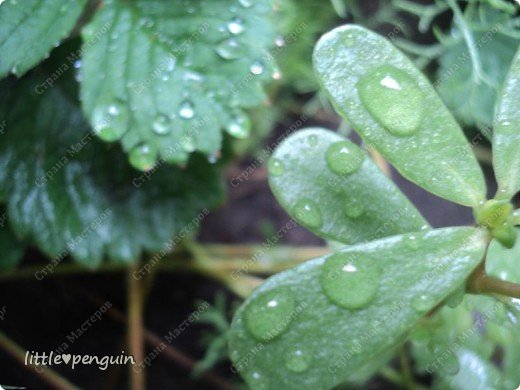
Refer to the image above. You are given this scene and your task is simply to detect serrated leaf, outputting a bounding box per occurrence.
[0,59,223,267]
[268,128,428,245]
[80,0,277,169]
[229,227,487,390]
[313,25,486,207]
[0,0,87,78]
[436,4,518,130]
[493,47,520,200]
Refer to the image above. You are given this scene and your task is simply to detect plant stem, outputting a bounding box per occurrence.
[378,366,404,386]
[0,331,78,389]
[128,265,145,390]
[398,346,416,390]
[468,263,520,298]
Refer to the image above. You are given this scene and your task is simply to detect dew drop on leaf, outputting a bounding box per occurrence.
[358,65,424,136]
[445,285,465,308]
[307,134,318,147]
[92,101,128,142]
[244,288,296,342]
[320,253,381,309]
[129,144,156,171]
[216,38,243,60]
[293,199,323,228]
[152,114,171,135]
[245,371,269,390]
[226,113,251,139]
[178,100,195,119]
[238,0,253,8]
[250,61,265,75]
[268,158,285,176]
[343,198,364,218]
[227,17,245,35]
[404,234,420,250]
[412,294,435,312]
[284,346,312,373]
[325,141,364,175]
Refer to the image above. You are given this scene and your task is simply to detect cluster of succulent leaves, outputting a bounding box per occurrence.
[229,25,520,389]
[0,0,285,267]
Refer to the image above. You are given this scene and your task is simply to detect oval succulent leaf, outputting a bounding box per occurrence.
[0,0,87,78]
[80,0,277,169]
[268,128,428,245]
[313,25,487,207]
[229,227,488,390]
[493,46,520,200]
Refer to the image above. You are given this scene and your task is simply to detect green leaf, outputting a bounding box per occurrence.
[80,0,277,169]
[228,227,487,390]
[0,59,223,267]
[0,209,25,270]
[493,47,520,200]
[436,4,519,130]
[313,25,487,207]
[0,0,87,78]
[268,128,428,245]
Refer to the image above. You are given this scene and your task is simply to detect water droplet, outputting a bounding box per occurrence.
[244,288,296,341]
[226,113,251,139]
[129,144,156,171]
[412,294,435,313]
[239,0,253,7]
[293,199,323,228]
[268,158,285,176]
[320,253,381,309]
[272,69,282,80]
[496,119,519,135]
[445,285,465,308]
[92,101,128,142]
[325,141,364,175]
[179,100,195,119]
[404,234,420,250]
[343,198,364,218]
[216,38,243,60]
[307,134,318,147]
[181,134,196,152]
[227,17,245,35]
[245,371,269,389]
[250,61,264,75]
[344,33,356,47]
[275,35,285,47]
[285,346,312,373]
[152,114,171,135]
[207,152,219,164]
[230,350,240,362]
[358,65,424,136]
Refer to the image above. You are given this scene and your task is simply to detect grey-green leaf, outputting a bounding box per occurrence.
[313,25,486,207]
[493,47,520,200]
[0,0,87,78]
[268,128,428,245]
[80,0,276,169]
[229,227,488,390]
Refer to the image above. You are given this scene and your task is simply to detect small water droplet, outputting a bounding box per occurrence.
[293,199,323,228]
[268,158,285,176]
[244,288,296,341]
[404,234,420,250]
[344,33,356,47]
[343,198,364,218]
[275,35,285,47]
[307,134,318,147]
[227,17,245,35]
[179,100,195,119]
[230,350,240,362]
[239,0,253,7]
[325,141,364,175]
[226,113,251,139]
[181,134,196,152]
[92,101,128,142]
[216,38,243,60]
[412,294,435,312]
[358,65,424,136]
[129,144,156,171]
[207,152,219,164]
[272,69,282,80]
[152,114,171,135]
[285,346,312,373]
[250,61,264,75]
[320,253,381,309]
[246,371,269,390]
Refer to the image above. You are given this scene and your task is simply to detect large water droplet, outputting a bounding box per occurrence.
[412,294,436,313]
[129,144,156,171]
[92,101,128,142]
[152,114,171,135]
[226,113,251,139]
[227,17,245,35]
[179,100,195,119]
[285,346,312,373]
[216,38,243,60]
[293,199,323,228]
[320,253,381,309]
[343,198,364,218]
[358,65,424,136]
[325,141,364,175]
[239,0,253,8]
[244,288,296,342]
[250,61,264,75]
[268,158,285,176]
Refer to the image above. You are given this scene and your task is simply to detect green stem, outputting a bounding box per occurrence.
[0,331,78,389]
[128,265,145,390]
[398,346,416,390]
[378,366,404,386]
[468,263,520,299]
